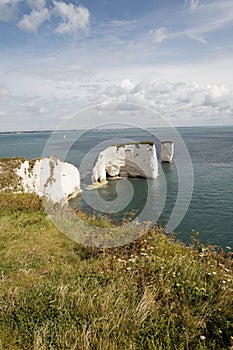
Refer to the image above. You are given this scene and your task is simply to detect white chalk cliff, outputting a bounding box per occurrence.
[161,141,174,163]
[92,142,158,183]
[0,156,80,202]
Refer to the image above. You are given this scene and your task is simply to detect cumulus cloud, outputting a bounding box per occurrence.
[18,7,50,32]
[150,27,168,44]
[53,1,90,34]
[1,0,90,36]
[1,58,233,130]
[99,78,233,125]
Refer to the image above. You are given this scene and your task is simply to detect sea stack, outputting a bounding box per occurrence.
[92,142,158,183]
[161,141,174,163]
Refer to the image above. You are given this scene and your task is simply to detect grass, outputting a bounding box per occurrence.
[115,141,154,149]
[0,193,233,349]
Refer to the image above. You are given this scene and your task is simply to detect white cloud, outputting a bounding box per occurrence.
[185,0,199,12]
[145,1,233,46]
[150,27,168,44]
[1,0,90,36]
[0,0,21,22]
[190,0,199,11]
[0,0,20,5]
[27,0,46,9]
[185,0,233,40]
[99,78,233,125]
[18,7,50,32]
[53,1,90,34]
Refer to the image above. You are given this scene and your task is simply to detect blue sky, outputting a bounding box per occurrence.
[0,0,233,130]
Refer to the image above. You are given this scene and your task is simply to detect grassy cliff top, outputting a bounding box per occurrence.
[0,158,25,191]
[0,193,233,350]
[114,141,154,147]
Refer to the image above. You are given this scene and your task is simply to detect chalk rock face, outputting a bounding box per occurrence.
[92,142,158,183]
[0,156,80,202]
[161,141,174,163]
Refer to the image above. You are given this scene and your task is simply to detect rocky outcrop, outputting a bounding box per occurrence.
[0,156,80,202]
[161,141,174,163]
[92,142,158,183]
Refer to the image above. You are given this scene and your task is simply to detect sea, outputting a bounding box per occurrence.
[1,125,233,249]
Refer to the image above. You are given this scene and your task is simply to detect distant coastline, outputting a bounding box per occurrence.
[1,124,233,135]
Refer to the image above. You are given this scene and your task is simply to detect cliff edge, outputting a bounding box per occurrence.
[0,156,80,202]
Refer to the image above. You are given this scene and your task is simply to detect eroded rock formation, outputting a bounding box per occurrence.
[0,156,80,202]
[161,141,174,163]
[92,142,158,183]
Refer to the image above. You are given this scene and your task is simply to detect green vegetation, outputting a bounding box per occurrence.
[115,141,154,149]
[0,158,24,191]
[0,193,233,349]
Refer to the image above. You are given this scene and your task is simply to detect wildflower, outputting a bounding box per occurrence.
[219,329,222,334]
[126,267,132,271]
[150,246,154,250]
[222,280,226,284]
[140,252,148,256]
[200,335,206,340]
[212,271,217,275]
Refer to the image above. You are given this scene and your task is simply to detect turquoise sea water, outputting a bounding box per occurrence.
[0,126,233,249]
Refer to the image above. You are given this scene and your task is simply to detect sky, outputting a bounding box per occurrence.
[0,0,233,131]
